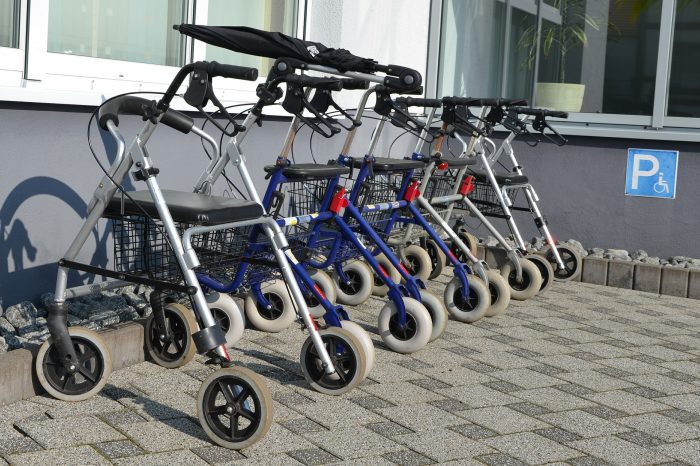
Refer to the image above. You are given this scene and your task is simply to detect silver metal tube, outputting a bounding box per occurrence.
[341,86,376,155]
[367,118,387,157]
[414,107,436,154]
[64,280,131,300]
[191,126,222,195]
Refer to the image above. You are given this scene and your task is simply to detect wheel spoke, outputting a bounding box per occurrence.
[219,381,235,403]
[234,386,250,404]
[161,340,172,355]
[78,367,97,383]
[230,414,239,439]
[208,405,228,416]
[173,338,184,353]
[238,408,256,422]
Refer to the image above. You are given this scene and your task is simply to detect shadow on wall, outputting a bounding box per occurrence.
[0,176,111,306]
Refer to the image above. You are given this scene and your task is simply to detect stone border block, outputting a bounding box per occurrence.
[484,246,507,269]
[660,267,690,298]
[688,269,700,300]
[607,261,634,289]
[633,264,661,294]
[581,258,609,285]
[476,245,486,261]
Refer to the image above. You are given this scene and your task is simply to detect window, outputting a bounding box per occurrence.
[668,2,700,118]
[202,0,297,73]
[0,0,20,48]
[47,0,186,66]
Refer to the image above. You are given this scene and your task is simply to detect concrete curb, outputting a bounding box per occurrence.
[0,320,147,407]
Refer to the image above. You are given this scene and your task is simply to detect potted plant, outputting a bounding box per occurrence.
[519,0,602,112]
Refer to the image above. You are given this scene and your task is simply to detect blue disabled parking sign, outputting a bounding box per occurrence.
[625,148,679,199]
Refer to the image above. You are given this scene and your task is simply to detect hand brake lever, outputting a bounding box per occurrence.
[184,64,245,137]
[503,109,540,147]
[308,89,358,131]
[532,113,567,146]
[283,80,342,138]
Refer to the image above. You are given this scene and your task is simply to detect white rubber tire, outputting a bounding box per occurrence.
[401,244,432,283]
[419,289,448,342]
[207,292,246,346]
[306,269,337,319]
[484,270,511,317]
[36,327,112,402]
[500,258,543,300]
[377,297,432,354]
[426,239,447,280]
[332,260,373,306]
[339,320,376,379]
[444,276,491,323]
[371,254,402,297]
[544,244,582,282]
[244,280,296,333]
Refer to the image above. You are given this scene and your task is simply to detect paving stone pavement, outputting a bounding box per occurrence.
[2,277,700,465]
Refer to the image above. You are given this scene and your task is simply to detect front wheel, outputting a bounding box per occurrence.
[500,258,543,301]
[377,298,432,354]
[332,261,373,306]
[197,367,273,450]
[145,303,197,369]
[244,281,296,333]
[207,293,246,347]
[300,327,367,395]
[526,254,554,293]
[545,244,582,281]
[484,270,511,317]
[444,276,490,323]
[36,327,113,402]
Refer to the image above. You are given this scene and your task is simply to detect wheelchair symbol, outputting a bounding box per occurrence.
[653,172,670,194]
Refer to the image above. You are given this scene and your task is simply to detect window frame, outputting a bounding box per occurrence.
[2,0,304,110]
[427,0,700,141]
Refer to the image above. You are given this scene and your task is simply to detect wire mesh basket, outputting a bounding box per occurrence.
[459,178,515,218]
[110,215,282,289]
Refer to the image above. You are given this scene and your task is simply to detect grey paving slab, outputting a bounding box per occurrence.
[436,384,520,408]
[288,398,384,429]
[111,449,210,465]
[361,381,444,405]
[14,415,124,449]
[569,436,672,465]
[539,409,631,438]
[483,432,581,464]
[118,418,209,452]
[513,387,596,412]
[654,439,700,466]
[375,403,464,432]
[5,445,110,466]
[585,390,671,415]
[617,412,700,442]
[300,426,401,460]
[394,428,494,462]
[624,372,697,395]
[458,406,551,434]
[491,368,563,389]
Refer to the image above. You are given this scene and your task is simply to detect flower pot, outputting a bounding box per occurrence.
[535,83,585,112]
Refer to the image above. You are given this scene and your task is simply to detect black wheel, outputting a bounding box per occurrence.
[425,239,446,279]
[197,367,273,449]
[300,327,367,395]
[500,258,543,300]
[545,245,582,281]
[450,231,479,264]
[36,327,112,401]
[145,303,197,369]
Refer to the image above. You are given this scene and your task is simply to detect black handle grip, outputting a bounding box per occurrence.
[396,97,442,108]
[510,106,569,118]
[207,61,258,81]
[98,96,194,134]
[285,75,343,91]
[340,78,369,90]
[442,96,529,107]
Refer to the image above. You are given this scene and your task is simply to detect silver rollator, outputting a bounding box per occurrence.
[461,103,583,288]
[37,62,296,450]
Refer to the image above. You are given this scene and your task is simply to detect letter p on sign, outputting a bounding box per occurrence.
[625,148,678,199]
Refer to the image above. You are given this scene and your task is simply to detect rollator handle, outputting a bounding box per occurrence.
[98,96,195,134]
[508,107,568,146]
[340,78,370,90]
[395,97,442,108]
[206,61,259,81]
[375,64,422,91]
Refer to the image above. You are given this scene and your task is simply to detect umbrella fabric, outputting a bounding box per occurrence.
[176,24,377,73]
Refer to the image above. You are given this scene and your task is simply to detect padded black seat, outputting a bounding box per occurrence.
[264,163,350,179]
[468,170,529,185]
[351,157,425,172]
[105,190,264,225]
[436,157,477,168]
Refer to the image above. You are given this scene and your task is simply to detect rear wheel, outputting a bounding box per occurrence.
[545,244,582,281]
[371,254,401,297]
[305,270,337,319]
[526,254,554,294]
[36,327,112,402]
[333,261,373,306]
[207,293,245,347]
[484,270,511,317]
[145,303,197,369]
[425,239,446,279]
[451,230,479,263]
[401,244,432,283]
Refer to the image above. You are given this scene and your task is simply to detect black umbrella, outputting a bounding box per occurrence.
[175,24,378,73]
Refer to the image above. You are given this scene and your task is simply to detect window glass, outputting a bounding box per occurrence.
[0,0,20,48]
[668,2,700,118]
[535,0,660,114]
[47,0,186,66]
[205,0,297,74]
[438,0,506,98]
